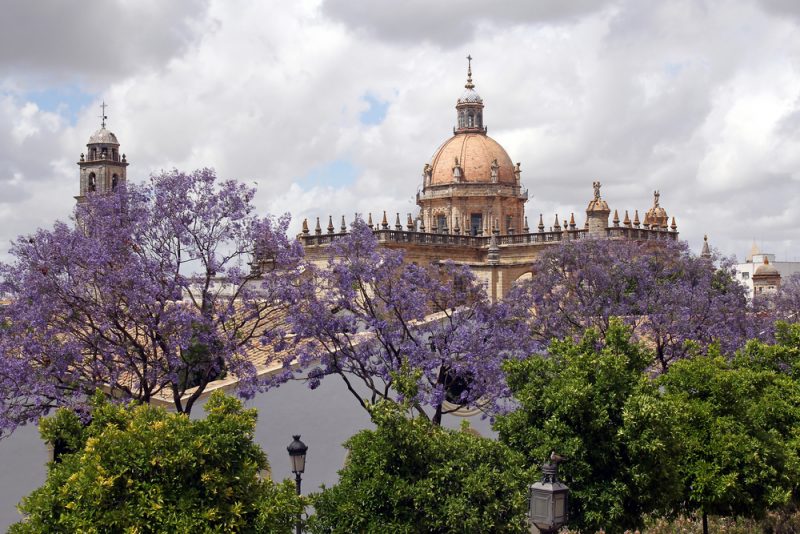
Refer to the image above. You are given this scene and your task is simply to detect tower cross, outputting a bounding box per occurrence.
[100,101,108,128]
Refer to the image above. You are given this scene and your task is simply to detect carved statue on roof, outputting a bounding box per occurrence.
[593,181,601,200]
[423,163,432,184]
[653,190,660,208]
[452,157,463,182]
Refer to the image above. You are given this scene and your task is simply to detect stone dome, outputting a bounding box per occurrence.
[458,88,483,104]
[755,256,778,276]
[428,133,515,186]
[88,127,119,145]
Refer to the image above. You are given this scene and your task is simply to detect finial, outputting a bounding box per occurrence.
[315,217,322,235]
[613,209,620,227]
[569,212,576,229]
[524,216,530,233]
[465,54,474,90]
[302,218,309,235]
[99,100,108,128]
[701,234,711,259]
[623,210,631,227]
[407,213,415,231]
[670,216,677,232]
[327,215,335,234]
[633,209,640,228]
[340,215,347,233]
[538,213,545,232]
[553,214,561,231]
[367,212,373,229]
[395,212,402,231]
[381,210,389,229]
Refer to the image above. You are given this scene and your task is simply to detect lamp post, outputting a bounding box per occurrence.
[287,435,308,534]
[528,459,569,534]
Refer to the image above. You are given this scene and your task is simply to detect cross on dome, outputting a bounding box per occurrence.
[99,100,108,128]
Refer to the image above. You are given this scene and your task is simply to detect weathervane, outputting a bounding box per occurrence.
[100,100,108,128]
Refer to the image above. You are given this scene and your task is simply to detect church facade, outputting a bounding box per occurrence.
[71,62,680,301]
[298,60,680,300]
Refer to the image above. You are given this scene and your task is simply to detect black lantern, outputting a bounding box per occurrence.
[529,462,569,533]
[287,435,308,534]
[287,434,308,478]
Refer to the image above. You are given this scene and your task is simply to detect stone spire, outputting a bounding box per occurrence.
[701,234,711,259]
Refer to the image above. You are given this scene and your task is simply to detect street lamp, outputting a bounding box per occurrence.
[287,435,308,534]
[529,460,569,534]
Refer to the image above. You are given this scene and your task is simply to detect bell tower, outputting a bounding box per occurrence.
[76,101,129,203]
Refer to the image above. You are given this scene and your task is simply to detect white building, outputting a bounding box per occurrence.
[733,243,800,298]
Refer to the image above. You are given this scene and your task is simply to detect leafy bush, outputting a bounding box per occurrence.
[10,391,304,533]
[308,402,529,533]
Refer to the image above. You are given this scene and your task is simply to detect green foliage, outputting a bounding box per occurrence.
[10,391,304,533]
[659,346,800,521]
[308,402,529,533]
[494,320,682,533]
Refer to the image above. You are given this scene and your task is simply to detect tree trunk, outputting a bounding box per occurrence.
[702,510,708,534]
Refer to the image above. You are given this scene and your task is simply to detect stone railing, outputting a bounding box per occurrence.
[605,226,679,241]
[299,224,678,248]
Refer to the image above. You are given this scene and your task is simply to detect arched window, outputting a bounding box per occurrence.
[111,174,119,191]
[88,173,96,192]
[467,113,474,127]
[90,148,97,160]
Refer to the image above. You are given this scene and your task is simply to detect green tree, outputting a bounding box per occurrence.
[308,402,530,533]
[660,344,800,533]
[10,391,304,533]
[494,320,682,533]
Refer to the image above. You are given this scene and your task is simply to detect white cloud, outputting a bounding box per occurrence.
[1,0,800,262]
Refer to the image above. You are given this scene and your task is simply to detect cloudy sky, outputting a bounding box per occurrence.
[2,0,800,261]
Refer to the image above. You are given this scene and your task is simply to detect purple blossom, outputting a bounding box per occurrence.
[273,218,532,425]
[0,169,303,436]
[508,238,757,372]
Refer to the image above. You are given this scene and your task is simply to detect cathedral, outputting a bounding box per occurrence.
[298,59,679,300]
[73,62,679,301]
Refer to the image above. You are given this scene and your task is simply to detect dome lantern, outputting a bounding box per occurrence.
[455,55,486,134]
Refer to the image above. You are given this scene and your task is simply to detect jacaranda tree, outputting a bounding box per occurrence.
[509,238,753,371]
[0,169,303,435]
[278,219,532,425]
